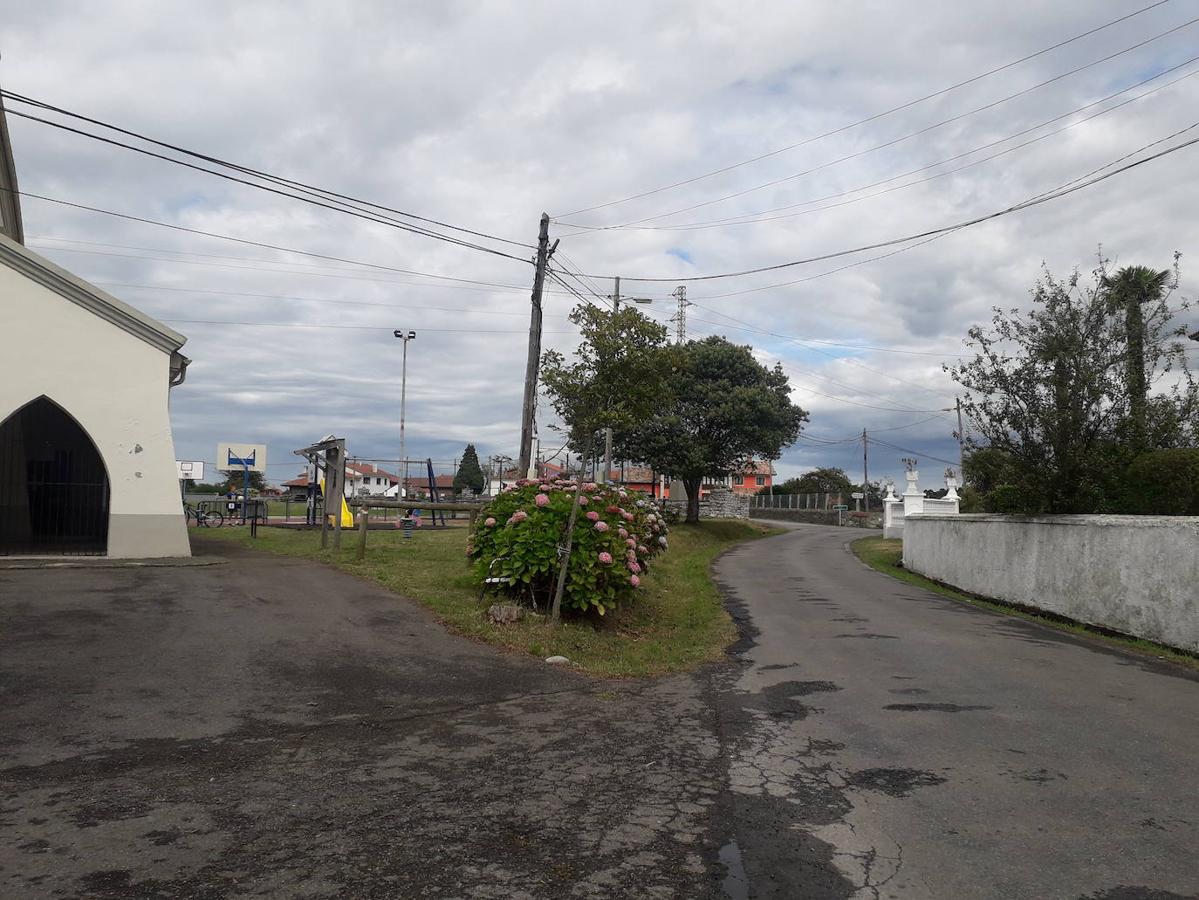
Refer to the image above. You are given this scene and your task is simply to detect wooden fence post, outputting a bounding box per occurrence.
[356,510,369,561]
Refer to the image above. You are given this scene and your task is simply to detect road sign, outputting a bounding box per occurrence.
[851,492,864,500]
[833,504,849,510]
[176,460,205,480]
[216,443,268,472]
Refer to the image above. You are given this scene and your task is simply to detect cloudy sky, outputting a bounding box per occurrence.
[3,0,1197,489]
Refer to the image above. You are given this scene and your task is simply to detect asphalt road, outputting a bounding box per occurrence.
[2,526,1196,899]
[713,523,1199,899]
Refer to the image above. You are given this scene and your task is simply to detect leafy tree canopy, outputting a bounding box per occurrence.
[617,336,808,522]
[771,467,854,496]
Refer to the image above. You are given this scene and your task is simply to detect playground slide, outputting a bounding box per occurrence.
[319,478,355,528]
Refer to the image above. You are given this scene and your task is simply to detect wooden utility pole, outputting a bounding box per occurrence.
[955,397,966,473]
[862,429,869,513]
[602,276,620,483]
[518,214,556,478]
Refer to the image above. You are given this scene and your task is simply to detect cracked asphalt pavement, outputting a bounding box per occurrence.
[2,525,1197,898]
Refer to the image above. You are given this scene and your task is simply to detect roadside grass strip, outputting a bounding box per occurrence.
[197,520,780,677]
[851,537,1199,672]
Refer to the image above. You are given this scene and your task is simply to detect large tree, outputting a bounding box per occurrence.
[618,336,808,523]
[453,444,485,495]
[949,261,1195,513]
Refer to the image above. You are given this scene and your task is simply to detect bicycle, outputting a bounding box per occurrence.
[184,503,225,528]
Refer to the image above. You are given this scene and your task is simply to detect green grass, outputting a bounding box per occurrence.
[852,536,1199,671]
[196,519,780,677]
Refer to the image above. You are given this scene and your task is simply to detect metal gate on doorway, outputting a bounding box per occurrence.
[0,396,110,556]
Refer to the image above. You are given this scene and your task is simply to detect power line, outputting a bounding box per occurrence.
[584,56,1199,232]
[554,0,1176,218]
[866,434,960,468]
[1,88,533,250]
[12,189,533,286]
[588,14,1199,228]
[87,281,574,319]
[4,106,531,263]
[588,129,1199,283]
[162,318,573,334]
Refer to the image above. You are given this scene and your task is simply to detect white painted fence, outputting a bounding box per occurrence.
[903,513,1199,653]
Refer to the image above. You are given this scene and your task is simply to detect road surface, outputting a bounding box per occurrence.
[713,523,1199,899]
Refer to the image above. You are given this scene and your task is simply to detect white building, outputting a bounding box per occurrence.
[0,97,191,558]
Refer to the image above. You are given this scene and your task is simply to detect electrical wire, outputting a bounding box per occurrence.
[1,88,534,250]
[555,0,1175,218]
[161,318,573,333]
[581,14,1199,228]
[4,107,532,263]
[866,435,961,468]
[578,56,1199,232]
[586,129,1199,283]
[11,189,533,287]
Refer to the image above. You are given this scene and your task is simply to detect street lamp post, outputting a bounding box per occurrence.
[604,278,654,483]
[394,330,416,497]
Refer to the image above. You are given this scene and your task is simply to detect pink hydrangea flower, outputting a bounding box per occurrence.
[594,521,610,532]
[606,504,620,514]
[539,484,550,491]
[628,561,642,574]
[622,511,635,522]
[618,527,629,539]
[578,495,589,506]
[511,510,528,523]
[584,482,599,492]
[638,544,648,554]
[484,517,497,527]
[586,510,600,522]
[629,574,640,587]
[626,538,636,548]
[535,493,550,507]
[598,551,613,565]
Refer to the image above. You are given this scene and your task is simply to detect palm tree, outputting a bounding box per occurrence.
[1101,265,1172,450]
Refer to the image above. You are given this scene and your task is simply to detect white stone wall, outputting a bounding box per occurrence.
[903,514,1199,653]
[0,265,189,557]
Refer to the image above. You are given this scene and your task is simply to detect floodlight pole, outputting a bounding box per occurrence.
[394,330,416,498]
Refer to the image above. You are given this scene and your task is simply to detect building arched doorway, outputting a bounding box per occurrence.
[0,396,109,556]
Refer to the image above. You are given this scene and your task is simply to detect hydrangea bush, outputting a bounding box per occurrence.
[467,478,670,616]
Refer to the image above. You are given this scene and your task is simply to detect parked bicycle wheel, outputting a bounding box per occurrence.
[204,510,225,528]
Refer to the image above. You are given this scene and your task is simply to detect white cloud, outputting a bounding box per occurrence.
[3,0,1196,485]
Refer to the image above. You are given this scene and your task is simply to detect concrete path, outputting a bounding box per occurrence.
[713,524,1199,899]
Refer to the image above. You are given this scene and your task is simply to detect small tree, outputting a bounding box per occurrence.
[220,470,266,494]
[618,336,807,523]
[453,444,485,495]
[539,304,675,619]
[775,467,854,496]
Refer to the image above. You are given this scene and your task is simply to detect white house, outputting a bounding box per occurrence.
[0,99,191,558]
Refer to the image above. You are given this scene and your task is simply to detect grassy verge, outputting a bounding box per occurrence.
[852,536,1199,671]
[196,519,780,677]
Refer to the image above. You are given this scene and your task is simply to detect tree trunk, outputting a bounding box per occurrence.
[550,438,593,622]
[1126,298,1147,452]
[685,477,702,524]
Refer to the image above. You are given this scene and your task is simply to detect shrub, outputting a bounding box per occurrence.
[468,479,670,616]
[1123,448,1199,515]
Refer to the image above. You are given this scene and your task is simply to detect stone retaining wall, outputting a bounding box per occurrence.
[903,513,1199,653]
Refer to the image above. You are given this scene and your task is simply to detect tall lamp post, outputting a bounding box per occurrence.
[394,330,416,497]
[604,278,654,482]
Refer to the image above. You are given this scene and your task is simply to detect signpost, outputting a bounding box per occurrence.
[217,443,268,524]
[833,503,849,526]
[851,490,864,512]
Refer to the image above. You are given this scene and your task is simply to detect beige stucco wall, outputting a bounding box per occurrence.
[0,264,190,557]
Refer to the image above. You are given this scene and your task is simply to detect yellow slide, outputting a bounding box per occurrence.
[320,478,355,527]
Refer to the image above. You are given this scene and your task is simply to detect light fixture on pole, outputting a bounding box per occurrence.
[393,330,416,498]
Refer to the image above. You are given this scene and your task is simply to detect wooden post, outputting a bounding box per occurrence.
[356,509,369,561]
